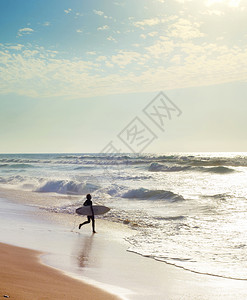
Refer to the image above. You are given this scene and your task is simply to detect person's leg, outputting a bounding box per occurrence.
[79,216,90,229]
[92,216,96,233]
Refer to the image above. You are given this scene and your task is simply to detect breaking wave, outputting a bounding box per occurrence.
[35,180,100,195]
[148,162,236,174]
[203,166,235,174]
[122,188,184,202]
[148,163,191,172]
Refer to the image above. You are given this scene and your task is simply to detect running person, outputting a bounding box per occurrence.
[78,194,96,233]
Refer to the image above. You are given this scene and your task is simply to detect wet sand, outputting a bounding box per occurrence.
[0,242,118,300]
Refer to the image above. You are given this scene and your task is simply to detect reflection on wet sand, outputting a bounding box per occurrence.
[77,234,96,268]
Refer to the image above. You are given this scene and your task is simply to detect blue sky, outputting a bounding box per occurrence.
[0,0,246,153]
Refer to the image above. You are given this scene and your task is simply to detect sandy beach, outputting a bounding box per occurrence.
[1,187,247,299]
[0,242,118,300]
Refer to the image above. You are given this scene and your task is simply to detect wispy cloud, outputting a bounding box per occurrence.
[205,0,241,7]
[17,28,34,37]
[93,9,104,16]
[1,25,247,99]
[97,25,109,31]
[87,51,97,55]
[145,39,174,59]
[200,9,225,15]
[93,9,113,20]
[75,12,83,18]
[113,1,125,6]
[22,50,39,57]
[107,36,116,42]
[96,55,107,61]
[111,50,143,67]
[167,18,205,40]
[64,8,72,14]
[43,21,51,26]
[4,44,24,50]
[133,17,164,29]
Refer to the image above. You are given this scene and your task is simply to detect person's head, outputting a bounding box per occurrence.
[86,194,92,200]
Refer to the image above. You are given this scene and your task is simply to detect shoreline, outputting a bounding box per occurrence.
[0,190,131,299]
[0,242,119,300]
[2,187,247,299]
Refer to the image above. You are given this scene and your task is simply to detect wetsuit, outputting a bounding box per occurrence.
[79,199,95,232]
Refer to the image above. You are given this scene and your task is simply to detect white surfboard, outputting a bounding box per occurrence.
[76,205,110,216]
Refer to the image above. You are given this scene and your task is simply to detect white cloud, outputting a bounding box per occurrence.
[175,0,193,3]
[76,29,83,33]
[104,15,113,19]
[133,17,164,29]
[87,51,97,55]
[0,51,11,64]
[107,36,116,42]
[64,8,72,14]
[93,10,104,16]
[145,39,175,58]
[113,1,125,6]
[148,31,158,37]
[200,9,225,15]
[140,32,158,39]
[228,0,241,7]
[205,0,241,7]
[111,50,143,67]
[5,44,24,51]
[19,28,33,32]
[17,28,34,37]
[96,55,107,61]
[96,55,114,67]
[170,55,181,64]
[167,18,205,40]
[93,9,112,19]
[1,42,247,99]
[97,25,109,31]
[105,61,114,68]
[43,21,51,26]
[73,12,83,18]
[22,50,39,57]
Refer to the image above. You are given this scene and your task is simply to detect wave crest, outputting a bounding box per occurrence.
[0,163,35,169]
[148,163,190,172]
[122,188,184,202]
[35,180,100,195]
[204,166,235,174]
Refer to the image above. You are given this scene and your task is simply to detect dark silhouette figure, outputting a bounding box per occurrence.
[79,194,96,233]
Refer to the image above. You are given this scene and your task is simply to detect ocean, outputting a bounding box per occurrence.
[0,152,247,280]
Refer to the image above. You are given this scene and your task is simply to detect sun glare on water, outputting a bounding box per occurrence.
[205,0,241,7]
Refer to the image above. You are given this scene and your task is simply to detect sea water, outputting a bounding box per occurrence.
[0,152,247,280]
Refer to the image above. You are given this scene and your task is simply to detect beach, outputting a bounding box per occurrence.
[0,242,118,300]
[2,186,247,299]
[1,153,247,299]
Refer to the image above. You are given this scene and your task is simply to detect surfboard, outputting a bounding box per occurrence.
[76,205,110,216]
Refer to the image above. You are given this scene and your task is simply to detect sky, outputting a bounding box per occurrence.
[0,0,246,153]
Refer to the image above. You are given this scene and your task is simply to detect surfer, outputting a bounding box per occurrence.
[78,194,96,233]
